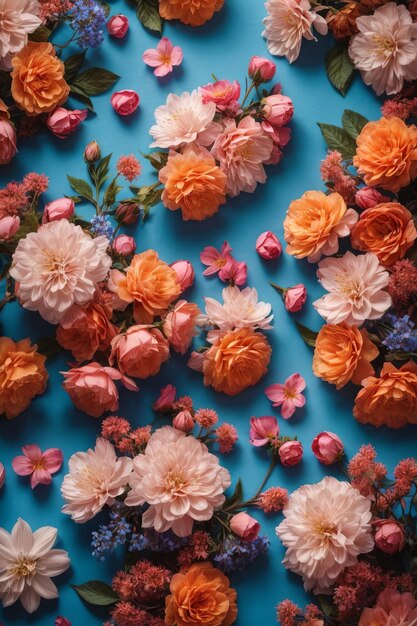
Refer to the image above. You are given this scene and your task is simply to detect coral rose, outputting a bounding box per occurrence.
[164,300,201,354]
[11,42,69,116]
[203,328,271,396]
[351,202,417,266]
[108,249,181,323]
[159,0,224,26]
[0,337,48,419]
[354,361,417,429]
[160,146,227,221]
[353,117,417,192]
[284,190,357,262]
[109,325,170,379]
[165,562,237,626]
[313,323,379,389]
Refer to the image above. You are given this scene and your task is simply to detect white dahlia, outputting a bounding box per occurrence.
[10,219,112,324]
[0,0,41,69]
[204,286,273,332]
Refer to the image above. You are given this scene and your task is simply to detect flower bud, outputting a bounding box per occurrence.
[284,284,306,313]
[279,440,303,467]
[153,384,176,412]
[0,462,5,489]
[115,203,140,225]
[173,410,195,432]
[42,198,75,224]
[312,431,344,465]
[46,107,87,139]
[107,14,129,38]
[256,231,282,260]
[55,618,71,626]
[0,215,19,241]
[0,117,17,164]
[374,519,405,555]
[230,512,260,541]
[355,186,390,210]
[84,140,101,163]
[262,94,294,127]
[111,90,140,116]
[112,234,136,256]
[248,56,276,83]
[170,259,195,292]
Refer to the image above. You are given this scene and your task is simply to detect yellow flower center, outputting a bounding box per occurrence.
[373,35,397,55]
[12,557,37,578]
[165,470,187,495]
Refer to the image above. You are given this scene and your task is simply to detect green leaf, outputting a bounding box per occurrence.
[137,0,162,33]
[143,151,168,171]
[96,154,112,189]
[67,175,95,203]
[103,177,122,207]
[325,43,355,96]
[29,25,52,42]
[295,322,318,348]
[69,85,94,111]
[64,51,87,83]
[342,109,369,140]
[72,68,119,97]
[72,581,119,607]
[317,123,357,160]
[13,212,39,242]
[225,479,243,508]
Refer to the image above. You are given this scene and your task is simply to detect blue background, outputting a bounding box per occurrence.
[1,1,416,624]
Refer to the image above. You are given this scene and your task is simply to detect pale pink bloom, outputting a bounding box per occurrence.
[12,444,63,489]
[263,0,328,64]
[359,589,417,626]
[311,432,344,465]
[230,512,260,541]
[279,440,303,466]
[172,409,194,432]
[200,80,241,113]
[163,300,202,354]
[262,94,294,127]
[211,116,274,197]
[0,462,5,489]
[248,56,276,82]
[170,259,194,292]
[10,220,112,324]
[313,252,392,326]
[0,117,17,164]
[0,215,19,240]
[349,3,417,96]
[261,119,291,148]
[265,373,306,419]
[109,326,170,379]
[0,0,41,69]
[111,90,140,116]
[107,14,129,38]
[276,476,374,593]
[200,241,233,277]
[112,234,136,256]
[143,37,183,77]
[46,108,87,139]
[284,284,306,312]
[125,426,231,537]
[61,438,133,523]
[256,231,282,260]
[42,198,74,224]
[249,415,279,446]
[204,285,273,332]
[153,384,176,412]
[220,257,247,285]
[0,518,70,613]
[374,519,405,554]
[355,187,390,210]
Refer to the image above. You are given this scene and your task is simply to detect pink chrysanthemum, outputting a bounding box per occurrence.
[101,416,131,443]
[23,172,49,195]
[173,395,193,411]
[0,182,28,218]
[257,486,288,513]
[276,599,301,626]
[130,426,152,447]
[195,408,219,428]
[215,423,238,453]
[394,458,417,483]
[116,154,142,182]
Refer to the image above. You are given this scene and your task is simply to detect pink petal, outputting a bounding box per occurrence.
[142,48,162,68]
[31,469,52,489]
[157,36,173,56]
[200,246,221,266]
[12,455,34,476]
[42,449,63,474]
[265,384,286,405]
[286,373,306,393]
[203,265,220,276]
[170,46,183,66]
[154,63,173,77]
[21,444,42,462]
[292,394,306,409]
[281,399,296,419]
[220,241,232,256]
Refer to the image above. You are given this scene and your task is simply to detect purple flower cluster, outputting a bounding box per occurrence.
[382,314,417,353]
[70,0,106,49]
[91,511,131,560]
[213,535,269,573]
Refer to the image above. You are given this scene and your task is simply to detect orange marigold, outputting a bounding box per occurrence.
[159,0,224,26]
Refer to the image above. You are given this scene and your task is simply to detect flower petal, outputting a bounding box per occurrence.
[42,449,64,474]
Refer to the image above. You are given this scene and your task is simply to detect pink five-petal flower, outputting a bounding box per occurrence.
[219,257,248,286]
[249,416,279,447]
[265,373,306,419]
[200,241,233,276]
[12,444,63,489]
[143,37,183,77]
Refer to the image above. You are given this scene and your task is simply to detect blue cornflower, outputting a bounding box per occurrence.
[382,314,417,353]
[91,511,131,560]
[129,528,188,553]
[70,0,106,49]
[90,215,114,239]
[213,535,269,573]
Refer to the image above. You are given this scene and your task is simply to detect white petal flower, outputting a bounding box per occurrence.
[0,0,41,69]
[204,286,273,332]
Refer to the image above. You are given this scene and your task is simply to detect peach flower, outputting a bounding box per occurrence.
[313,323,379,389]
[109,325,170,379]
[159,0,224,26]
[203,328,272,396]
[11,42,69,115]
[353,117,417,192]
[165,562,237,626]
[359,589,417,626]
[351,202,417,266]
[164,300,202,354]
[108,249,181,323]
[57,302,117,362]
[284,190,358,262]
[0,337,48,419]
[159,145,227,221]
[354,361,417,429]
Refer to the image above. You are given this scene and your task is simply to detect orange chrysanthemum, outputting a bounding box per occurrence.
[159,0,224,26]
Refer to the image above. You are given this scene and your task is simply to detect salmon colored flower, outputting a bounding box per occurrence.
[12,444,63,489]
[164,300,202,354]
[143,37,183,77]
[359,589,417,626]
[265,373,306,419]
[109,325,170,379]
[159,0,224,27]
[200,80,241,112]
[57,302,117,362]
[230,512,260,541]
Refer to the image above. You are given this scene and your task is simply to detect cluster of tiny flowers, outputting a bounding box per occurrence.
[276,600,322,626]
[0,182,29,218]
[112,560,171,605]
[388,259,417,311]
[195,408,219,429]
[177,531,211,569]
[381,96,417,120]
[22,173,49,195]
[320,150,357,203]
[111,601,165,626]
[215,423,238,453]
[70,0,106,48]
[213,535,269,573]
[39,0,73,19]
[90,215,114,239]
[91,510,131,559]
[101,415,131,443]
[382,314,417,353]
[173,396,193,412]
[257,487,288,513]
[347,444,387,497]
[129,529,188,553]
[116,155,142,182]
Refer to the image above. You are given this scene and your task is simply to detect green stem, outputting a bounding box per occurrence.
[241,81,256,108]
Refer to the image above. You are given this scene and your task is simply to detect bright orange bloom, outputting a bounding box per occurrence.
[159,0,224,26]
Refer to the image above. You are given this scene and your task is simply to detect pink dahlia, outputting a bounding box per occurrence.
[359,589,417,626]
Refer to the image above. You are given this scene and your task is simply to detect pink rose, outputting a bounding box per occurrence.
[111,90,140,116]
[170,259,195,292]
[256,231,282,260]
[47,107,87,139]
[42,198,75,224]
[112,234,136,256]
[84,140,101,163]
[284,284,306,313]
[279,440,303,466]
[262,94,294,127]
[0,462,5,489]
[153,384,176,412]
[107,14,129,38]
[312,431,344,465]
[374,519,405,554]
[0,215,19,240]
[173,409,195,432]
[55,618,71,626]
[110,326,170,379]
[0,117,17,164]
[248,56,276,83]
[230,512,260,541]
[249,416,279,447]
[164,300,201,355]
[355,186,390,209]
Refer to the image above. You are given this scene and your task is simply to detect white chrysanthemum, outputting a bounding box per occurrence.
[10,220,112,324]
[149,89,218,149]
[0,518,70,613]
[204,286,273,332]
[125,426,231,537]
[262,0,328,64]
[61,438,133,523]
[349,3,417,96]
[0,0,41,69]
[313,251,392,326]
[276,476,374,593]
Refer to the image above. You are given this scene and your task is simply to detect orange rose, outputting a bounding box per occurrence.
[351,202,417,266]
[159,0,224,26]
[327,3,364,39]
[0,337,48,419]
[11,42,69,116]
[165,562,237,626]
[313,323,379,389]
[353,117,417,193]
[354,361,417,429]
[203,328,271,396]
[160,147,227,221]
[57,302,117,362]
[109,250,181,323]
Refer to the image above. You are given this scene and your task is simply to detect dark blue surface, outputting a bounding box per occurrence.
[1,1,416,624]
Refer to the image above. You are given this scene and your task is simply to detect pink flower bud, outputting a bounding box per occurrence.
[355,186,390,210]
[153,384,176,412]
[112,234,136,256]
[0,215,19,240]
[55,618,71,626]
[0,462,5,489]
[230,512,260,541]
[248,56,276,83]
[47,107,87,139]
[312,431,344,465]
[173,410,195,432]
[111,90,140,116]
[374,519,405,555]
[107,14,129,38]
[42,198,75,224]
[84,140,101,163]
[0,117,17,164]
[249,416,279,447]
[170,259,195,292]
[284,284,306,313]
[256,231,282,260]
[115,203,140,225]
[279,440,303,467]
[262,94,294,127]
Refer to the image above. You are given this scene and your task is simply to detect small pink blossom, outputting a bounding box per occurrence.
[312,431,344,465]
[265,373,306,419]
[215,423,238,453]
[200,241,233,276]
[153,384,176,412]
[355,186,390,209]
[279,440,303,466]
[107,14,129,38]
[200,80,241,113]
[170,259,194,292]
[262,94,294,127]
[256,231,282,260]
[249,416,279,447]
[284,284,306,312]
[0,215,19,240]
[112,234,136,256]
[111,90,140,116]
[12,444,63,489]
[42,198,74,224]
[173,410,195,432]
[248,56,276,83]
[374,519,405,554]
[46,107,87,139]
[230,512,260,541]
[220,257,247,286]
[143,37,183,77]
